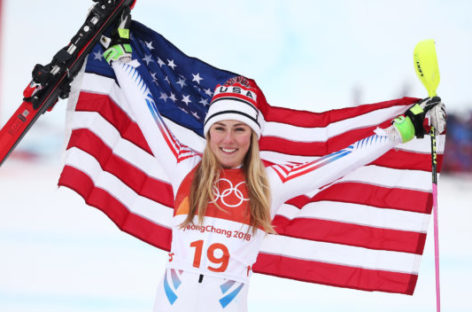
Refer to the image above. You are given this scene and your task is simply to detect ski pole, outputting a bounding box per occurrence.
[413,39,441,312]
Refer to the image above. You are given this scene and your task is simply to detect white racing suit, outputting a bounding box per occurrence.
[111,61,402,311]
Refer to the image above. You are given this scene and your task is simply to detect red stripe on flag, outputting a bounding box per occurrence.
[375,150,443,172]
[253,253,417,295]
[260,97,419,126]
[260,125,387,156]
[287,183,432,214]
[58,165,172,251]
[262,133,441,171]
[67,129,174,207]
[272,216,426,254]
[75,92,152,154]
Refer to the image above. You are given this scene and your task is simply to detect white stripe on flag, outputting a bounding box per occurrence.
[263,105,409,142]
[260,234,421,274]
[63,147,174,227]
[69,112,171,183]
[398,134,446,154]
[338,165,432,192]
[278,201,430,233]
[260,151,320,164]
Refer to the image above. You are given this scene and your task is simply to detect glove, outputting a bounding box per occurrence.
[393,96,446,143]
[103,11,132,64]
[103,40,132,64]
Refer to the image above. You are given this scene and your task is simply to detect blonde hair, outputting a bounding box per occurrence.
[180,132,275,234]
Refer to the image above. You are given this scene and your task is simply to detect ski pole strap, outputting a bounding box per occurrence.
[405,103,426,139]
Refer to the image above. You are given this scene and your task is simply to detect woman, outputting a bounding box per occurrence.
[110,61,445,311]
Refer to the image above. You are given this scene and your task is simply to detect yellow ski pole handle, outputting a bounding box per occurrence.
[413,39,440,98]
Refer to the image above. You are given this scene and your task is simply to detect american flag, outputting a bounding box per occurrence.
[59,20,445,295]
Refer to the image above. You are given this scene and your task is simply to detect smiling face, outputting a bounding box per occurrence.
[208,120,252,169]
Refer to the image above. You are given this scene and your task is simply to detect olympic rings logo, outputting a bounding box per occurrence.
[209,178,249,208]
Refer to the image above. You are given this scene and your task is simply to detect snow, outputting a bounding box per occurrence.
[0,158,471,312]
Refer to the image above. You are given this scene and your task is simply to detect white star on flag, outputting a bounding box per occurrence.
[145,41,155,50]
[157,57,165,67]
[182,95,191,105]
[169,92,177,102]
[199,98,209,106]
[204,88,213,97]
[151,72,159,85]
[142,54,154,65]
[192,73,203,84]
[176,77,187,88]
[159,92,169,102]
[164,76,170,84]
[93,51,103,61]
[167,59,177,70]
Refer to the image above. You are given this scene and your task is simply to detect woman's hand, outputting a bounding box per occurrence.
[408,97,447,136]
[393,97,446,143]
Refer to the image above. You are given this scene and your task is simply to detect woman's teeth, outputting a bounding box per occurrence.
[221,148,237,153]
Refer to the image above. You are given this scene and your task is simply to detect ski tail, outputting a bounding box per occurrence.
[0,0,137,166]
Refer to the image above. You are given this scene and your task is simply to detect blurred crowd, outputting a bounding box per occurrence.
[443,111,472,173]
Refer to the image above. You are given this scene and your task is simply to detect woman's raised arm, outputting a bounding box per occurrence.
[267,98,446,212]
[111,60,201,191]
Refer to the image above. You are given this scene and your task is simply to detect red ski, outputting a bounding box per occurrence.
[0,0,137,165]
